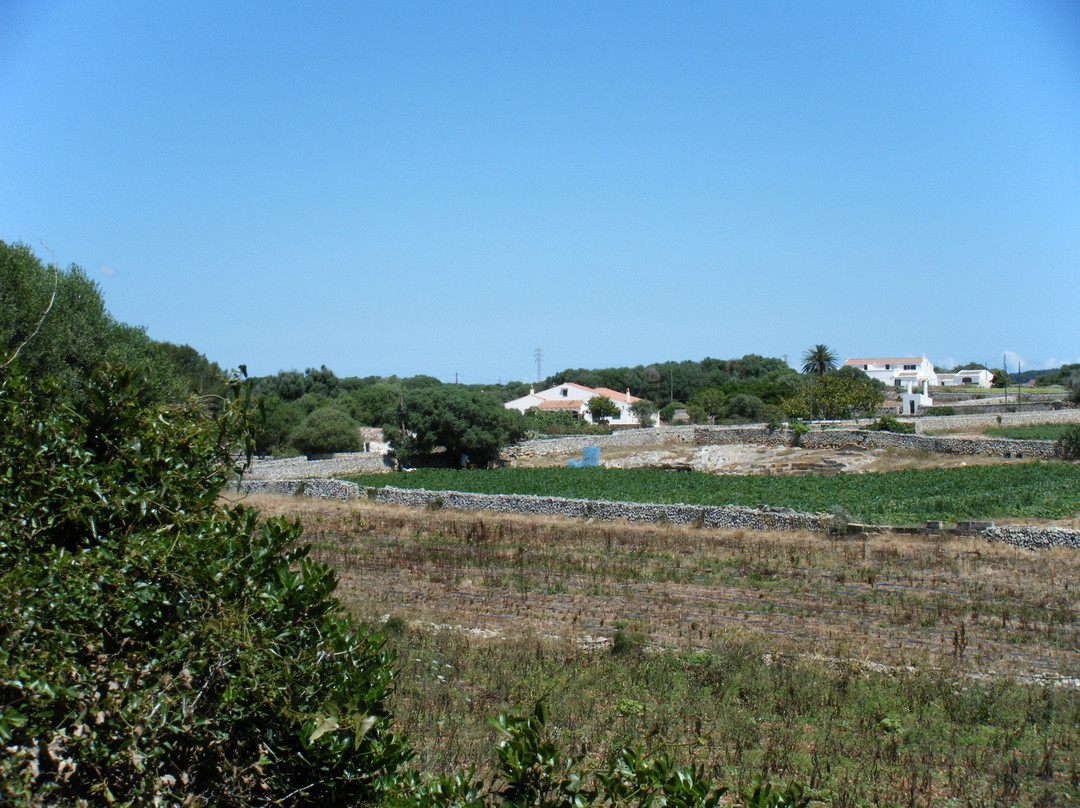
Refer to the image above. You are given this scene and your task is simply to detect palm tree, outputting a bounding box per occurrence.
[801,344,838,375]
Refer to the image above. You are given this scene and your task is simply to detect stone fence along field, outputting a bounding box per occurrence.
[501,423,1066,461]
[914,407,1080,434]
[691,426,1062,459]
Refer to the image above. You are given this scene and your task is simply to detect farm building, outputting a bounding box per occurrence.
[505,383,648,425]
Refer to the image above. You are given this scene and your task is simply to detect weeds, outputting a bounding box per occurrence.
[249,494,1080,807]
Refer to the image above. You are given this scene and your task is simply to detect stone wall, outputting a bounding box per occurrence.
[982,525,1080,550]
[373,486,827,532]
[914,408,1080,435]
[233,478,362,500]
[244,452,395,480]
[692,426,1060,460]
[500,426,696,461]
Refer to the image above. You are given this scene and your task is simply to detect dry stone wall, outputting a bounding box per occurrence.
[373,486,827,532]
[692,426,1060,460]
[915,408,1080,434]
[982,525,1080,550]
[500,426,696,462]
[233,478,362,500]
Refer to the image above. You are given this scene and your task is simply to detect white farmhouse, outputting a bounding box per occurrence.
[936,368,995,388]
[505,383,648,425]
[843,356,939,388]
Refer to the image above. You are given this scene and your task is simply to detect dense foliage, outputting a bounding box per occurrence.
[351,462,1080,525]
[0,366,410,805]
[290,406,363,456]
[588,395,620,424]
[0,240,224,404]
[523,408,612,437]
[780,368,884,422]
[384,387,527,467]
[1056,424,1080,461]
[542,355,798,406]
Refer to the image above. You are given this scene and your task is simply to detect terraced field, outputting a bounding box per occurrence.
[243,494,1080,807]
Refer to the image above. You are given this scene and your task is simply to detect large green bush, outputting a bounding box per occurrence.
[0,367,409,806]
[289,406,362,456]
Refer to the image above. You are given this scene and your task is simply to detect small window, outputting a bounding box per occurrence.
[560,388,568,397]
[885,364,891,370]
[863,365,868,370]
[904,364,916,371]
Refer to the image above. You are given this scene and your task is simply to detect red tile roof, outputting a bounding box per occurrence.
[593,387,643,404]
[537,399,585,410]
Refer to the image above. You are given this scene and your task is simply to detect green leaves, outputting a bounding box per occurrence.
[0,364,410,805]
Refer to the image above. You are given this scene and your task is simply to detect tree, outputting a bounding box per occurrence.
[383,387,525,466]
[252,393,304,454]
[801,344,838,376]
[629,399,656,427]
[340,382,399,426]
[781,371,884,421]
[687,387,728,422]
[289,406,362,456]
[587,395,620,425]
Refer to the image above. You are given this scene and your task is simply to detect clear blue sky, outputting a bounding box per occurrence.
[3,1,1078,382]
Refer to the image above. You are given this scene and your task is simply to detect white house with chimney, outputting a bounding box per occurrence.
[843,355,994,390]
[505,383,648,425]
[844,356,939,388]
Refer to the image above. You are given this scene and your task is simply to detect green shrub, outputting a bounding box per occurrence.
[611,628,649,656]
[1056,424,1080,460]
[289,406,362,456]
[0,367,410,806]
[866,415,915,434]
[924,406,956,416]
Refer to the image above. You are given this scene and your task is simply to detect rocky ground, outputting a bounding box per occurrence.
[245,438,1029,482]
[509,440,1028,475]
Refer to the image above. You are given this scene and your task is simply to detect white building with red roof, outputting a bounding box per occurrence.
[505,383,648,425]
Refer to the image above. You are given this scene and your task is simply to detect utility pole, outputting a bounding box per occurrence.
[1003,352,1008,412]
[534,348,542,383]
[1017,360,1021,413]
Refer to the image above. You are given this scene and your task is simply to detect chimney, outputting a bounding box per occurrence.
[626,388,631,403]
[529,385,534,395]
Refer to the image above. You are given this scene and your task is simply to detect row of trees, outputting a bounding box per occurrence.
[244,348,885,460]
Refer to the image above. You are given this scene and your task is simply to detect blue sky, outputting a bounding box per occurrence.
[3,1,1078,382]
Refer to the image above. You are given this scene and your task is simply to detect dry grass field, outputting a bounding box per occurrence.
[240,493,1080,806]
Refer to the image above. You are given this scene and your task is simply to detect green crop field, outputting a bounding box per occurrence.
[984,423,1072,441]
[350,462,1080,525]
